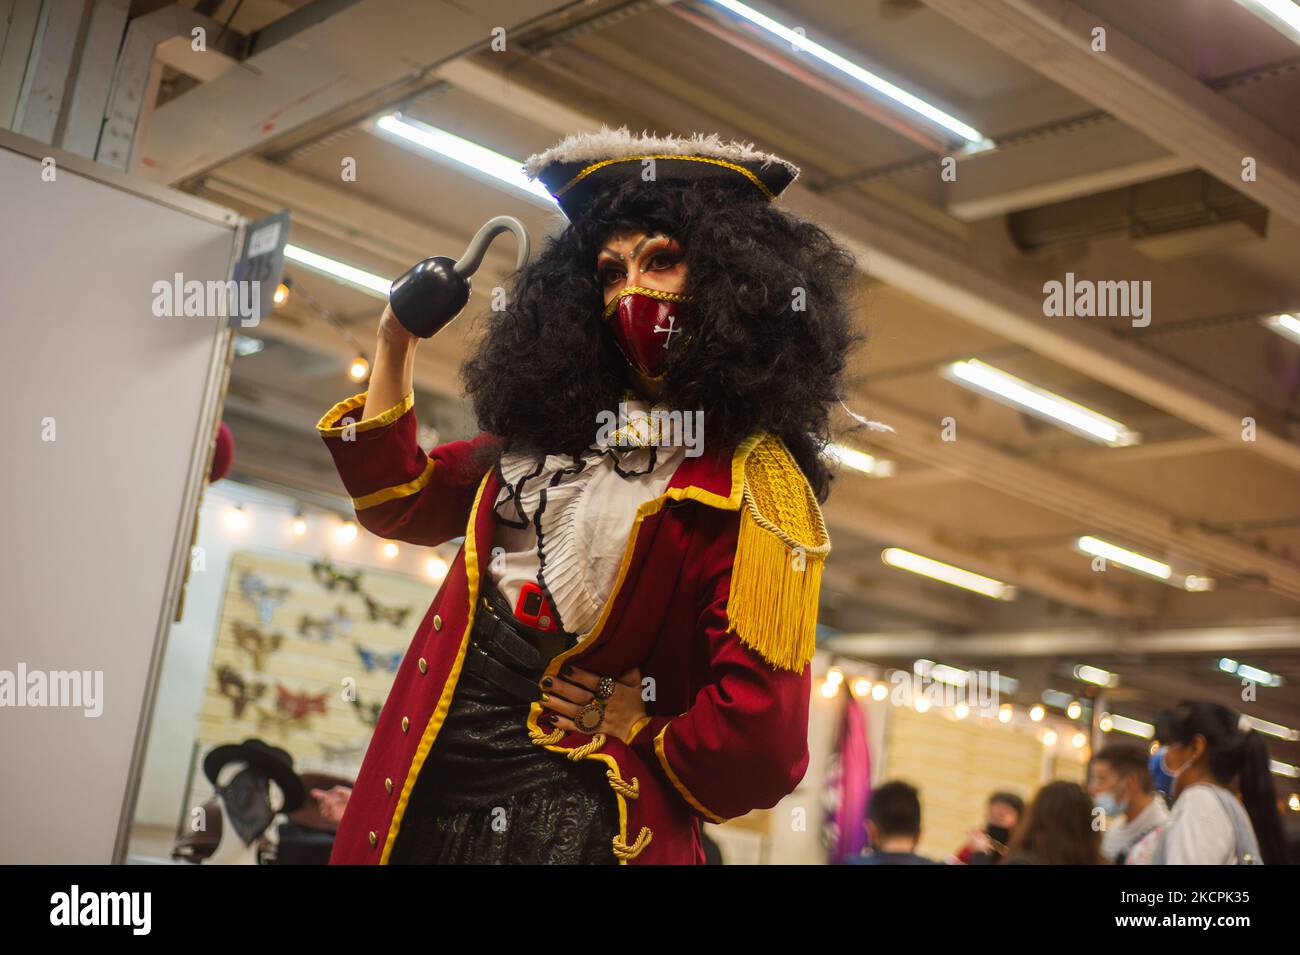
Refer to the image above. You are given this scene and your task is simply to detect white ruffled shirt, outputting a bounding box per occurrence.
[488,401,685,637]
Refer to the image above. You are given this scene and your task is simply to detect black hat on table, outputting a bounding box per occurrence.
[523,126,800,222]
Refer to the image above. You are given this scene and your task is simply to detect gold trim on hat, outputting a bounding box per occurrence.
[556,154,778,202]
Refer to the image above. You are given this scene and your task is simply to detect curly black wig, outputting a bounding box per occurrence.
[460,176,862,501]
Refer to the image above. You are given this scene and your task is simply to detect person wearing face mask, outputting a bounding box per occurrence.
[952,791,1024,864]
[313,128,861,864]
[1089,742,1169,864]
[1138,701,1286,865]
[1148,743,1177,802]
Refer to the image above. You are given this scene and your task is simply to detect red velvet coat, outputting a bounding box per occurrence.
[316,391,829,864]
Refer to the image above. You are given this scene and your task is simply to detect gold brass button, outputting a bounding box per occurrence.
[385,777,393,795]
[401,716,410,733]
[433,614,442,631]
[418,657,428,674]
[368,831,377,847]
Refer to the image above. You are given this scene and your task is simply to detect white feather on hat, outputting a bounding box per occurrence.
[522,125,800,181]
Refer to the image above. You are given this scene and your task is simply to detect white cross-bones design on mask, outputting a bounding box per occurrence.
[654,313,680,348]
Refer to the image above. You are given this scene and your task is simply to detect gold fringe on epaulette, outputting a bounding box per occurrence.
[726,438,831,672]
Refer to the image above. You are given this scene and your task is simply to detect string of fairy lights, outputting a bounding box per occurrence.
[814,661,1300,802]
[270,276,373,384]
[216,491,451,584]
[816,662,1099,755]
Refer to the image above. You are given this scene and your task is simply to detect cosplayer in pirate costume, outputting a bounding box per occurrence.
[316,129,859,864]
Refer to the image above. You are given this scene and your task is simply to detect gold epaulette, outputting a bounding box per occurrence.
[726,435,831,672]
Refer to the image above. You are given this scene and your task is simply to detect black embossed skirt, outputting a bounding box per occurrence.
[387,634,619,865]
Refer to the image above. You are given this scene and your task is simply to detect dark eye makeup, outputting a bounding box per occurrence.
[595,237,682,284]
[596,265,626,286]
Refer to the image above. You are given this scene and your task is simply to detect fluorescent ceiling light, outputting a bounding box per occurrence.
[1076,536,1170,581]
[824,442,895,477]
[1242,715,1299,742]
[283,244,389,299]
[1272,759,1300,778]
[233,335,263,357]
[881,547,1017,600]
[1217,658,1285,688]
[1102,713,1154,738]
[915,659,1018,694]
[1237,663,1282,686]
[1235,0,1300,45]
[1076,536,1215,591]
[1262,312,1300,346]
[1041,688,1074,709]
[702,0,989,147]
[944,359,1140,447]
[373,113,554,203]
[1073,663,1119,688]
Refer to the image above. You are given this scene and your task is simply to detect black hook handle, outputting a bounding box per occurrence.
[388,216,531,339]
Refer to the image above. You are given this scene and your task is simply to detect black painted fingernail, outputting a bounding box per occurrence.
[541,677,552,688]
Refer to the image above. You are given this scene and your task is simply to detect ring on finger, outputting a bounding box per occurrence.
[574,701,605,733]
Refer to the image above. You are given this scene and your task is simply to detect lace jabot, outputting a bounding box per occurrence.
[490,402,686,637]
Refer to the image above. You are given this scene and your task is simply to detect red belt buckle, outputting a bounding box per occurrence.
[514,581,558,632]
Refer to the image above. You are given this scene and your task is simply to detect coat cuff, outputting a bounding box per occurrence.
[315,391,432,512]
[316,391,414,438]
[654,723,728,824]
[630,715,727,824]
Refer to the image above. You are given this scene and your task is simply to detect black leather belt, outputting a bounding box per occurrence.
[461,583,549,704]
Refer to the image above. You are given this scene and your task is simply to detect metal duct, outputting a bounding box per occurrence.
[1008,170,1268,257]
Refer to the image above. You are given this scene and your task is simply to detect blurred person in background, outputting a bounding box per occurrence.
[1139,701,1285,865]
[849,780,936,865]
[952,791,1024,864]
[1004,782,1103,865]
[1089,742,1169,864]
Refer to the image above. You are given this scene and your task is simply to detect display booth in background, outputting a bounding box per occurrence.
[127,481,458,862]
[0,129,241,863]
[884,704,1080,860]
[727,660,1094,865]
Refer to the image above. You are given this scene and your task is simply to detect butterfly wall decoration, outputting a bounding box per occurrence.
[362,593,413,628]
[239,572,289,623]
[298,604,352,642]
[216,664,266,718]
[232,621,283,671]
[349,692,383,729]
[276,683,329,721]
[311,559,363,593]
[354,642,404,674]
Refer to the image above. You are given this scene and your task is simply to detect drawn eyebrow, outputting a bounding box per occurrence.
[598,235,678,264]
[631,234,675,259]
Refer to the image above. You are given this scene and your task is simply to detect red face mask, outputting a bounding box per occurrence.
[602,286,690,379]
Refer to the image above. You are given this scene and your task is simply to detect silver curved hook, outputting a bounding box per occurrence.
[452,215,530,278]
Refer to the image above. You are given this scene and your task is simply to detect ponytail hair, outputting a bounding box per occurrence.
[1237,730,1286,866]
[1156,700,1286,865]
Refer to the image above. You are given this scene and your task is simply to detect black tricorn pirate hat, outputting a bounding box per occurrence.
[523,126,800,221]
[203,737,307,813]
